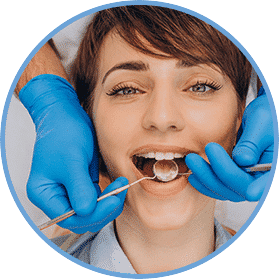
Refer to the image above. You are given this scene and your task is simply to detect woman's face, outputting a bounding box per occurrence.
[92,32,243,230]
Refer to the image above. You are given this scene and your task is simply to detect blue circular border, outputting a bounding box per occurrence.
[1,1,278,278]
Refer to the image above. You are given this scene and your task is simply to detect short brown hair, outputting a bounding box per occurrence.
[72,5,251,111]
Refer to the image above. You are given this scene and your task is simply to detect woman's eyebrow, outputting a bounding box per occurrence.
[102,61,149,84]
[176,59,198,68]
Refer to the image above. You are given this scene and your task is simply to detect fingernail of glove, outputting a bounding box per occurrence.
[115,177,129,186]
[232,143,258,164]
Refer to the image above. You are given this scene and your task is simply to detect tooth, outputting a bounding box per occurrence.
[137,154,148,158]
[165,153,174,160]
[155,152,165,160]
[147,152,155,158]
[174,153,183,158]
[136,152,184,160]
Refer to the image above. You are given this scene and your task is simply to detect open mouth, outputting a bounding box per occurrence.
[132,152,189,182]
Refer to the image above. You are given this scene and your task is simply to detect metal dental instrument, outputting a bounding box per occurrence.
[38,175,156,231]
[38,161,272,231]
[153,159,191,181]
[243,163,272,172]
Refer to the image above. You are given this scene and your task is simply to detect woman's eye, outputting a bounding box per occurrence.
[189,84,212,93]
[187,81,223,95]
[118,87,140,95]
[106,86,143,97]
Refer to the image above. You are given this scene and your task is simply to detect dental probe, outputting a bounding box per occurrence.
[38,175,156,231]
[243,163,272,172]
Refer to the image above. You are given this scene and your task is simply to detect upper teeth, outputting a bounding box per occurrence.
[136,152,184,160]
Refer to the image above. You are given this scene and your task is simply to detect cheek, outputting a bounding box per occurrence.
[95,104,139,145]
[93,100,140,177]
[186,99,241,155]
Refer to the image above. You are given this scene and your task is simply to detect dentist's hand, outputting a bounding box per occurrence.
[20,74,128,234]
[186,143,269,202]
[186,87,274,202]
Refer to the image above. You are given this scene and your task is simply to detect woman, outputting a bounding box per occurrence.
[53,6,252,274]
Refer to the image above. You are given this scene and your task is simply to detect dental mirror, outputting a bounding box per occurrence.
[153,160,179,182]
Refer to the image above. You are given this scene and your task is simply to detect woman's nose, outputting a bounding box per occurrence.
[142,87,185,133]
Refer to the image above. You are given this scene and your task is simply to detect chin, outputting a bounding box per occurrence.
[123,181,214,231]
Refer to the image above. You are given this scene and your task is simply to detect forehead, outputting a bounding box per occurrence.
[97,31,226,82]
[97,32,166,70]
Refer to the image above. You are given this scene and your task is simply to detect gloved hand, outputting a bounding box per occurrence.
[19,74,128,234]
[186,87,274,202]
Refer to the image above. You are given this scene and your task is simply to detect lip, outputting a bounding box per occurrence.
[130,144,191,157]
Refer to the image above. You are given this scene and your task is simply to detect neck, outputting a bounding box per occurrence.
[115,201,215,274]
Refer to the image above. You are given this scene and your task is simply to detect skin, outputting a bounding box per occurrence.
[91,32,244,273]
[15,41,69,95]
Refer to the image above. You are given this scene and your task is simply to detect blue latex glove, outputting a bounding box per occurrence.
[186,87,274,202]
[19,74,128,234]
